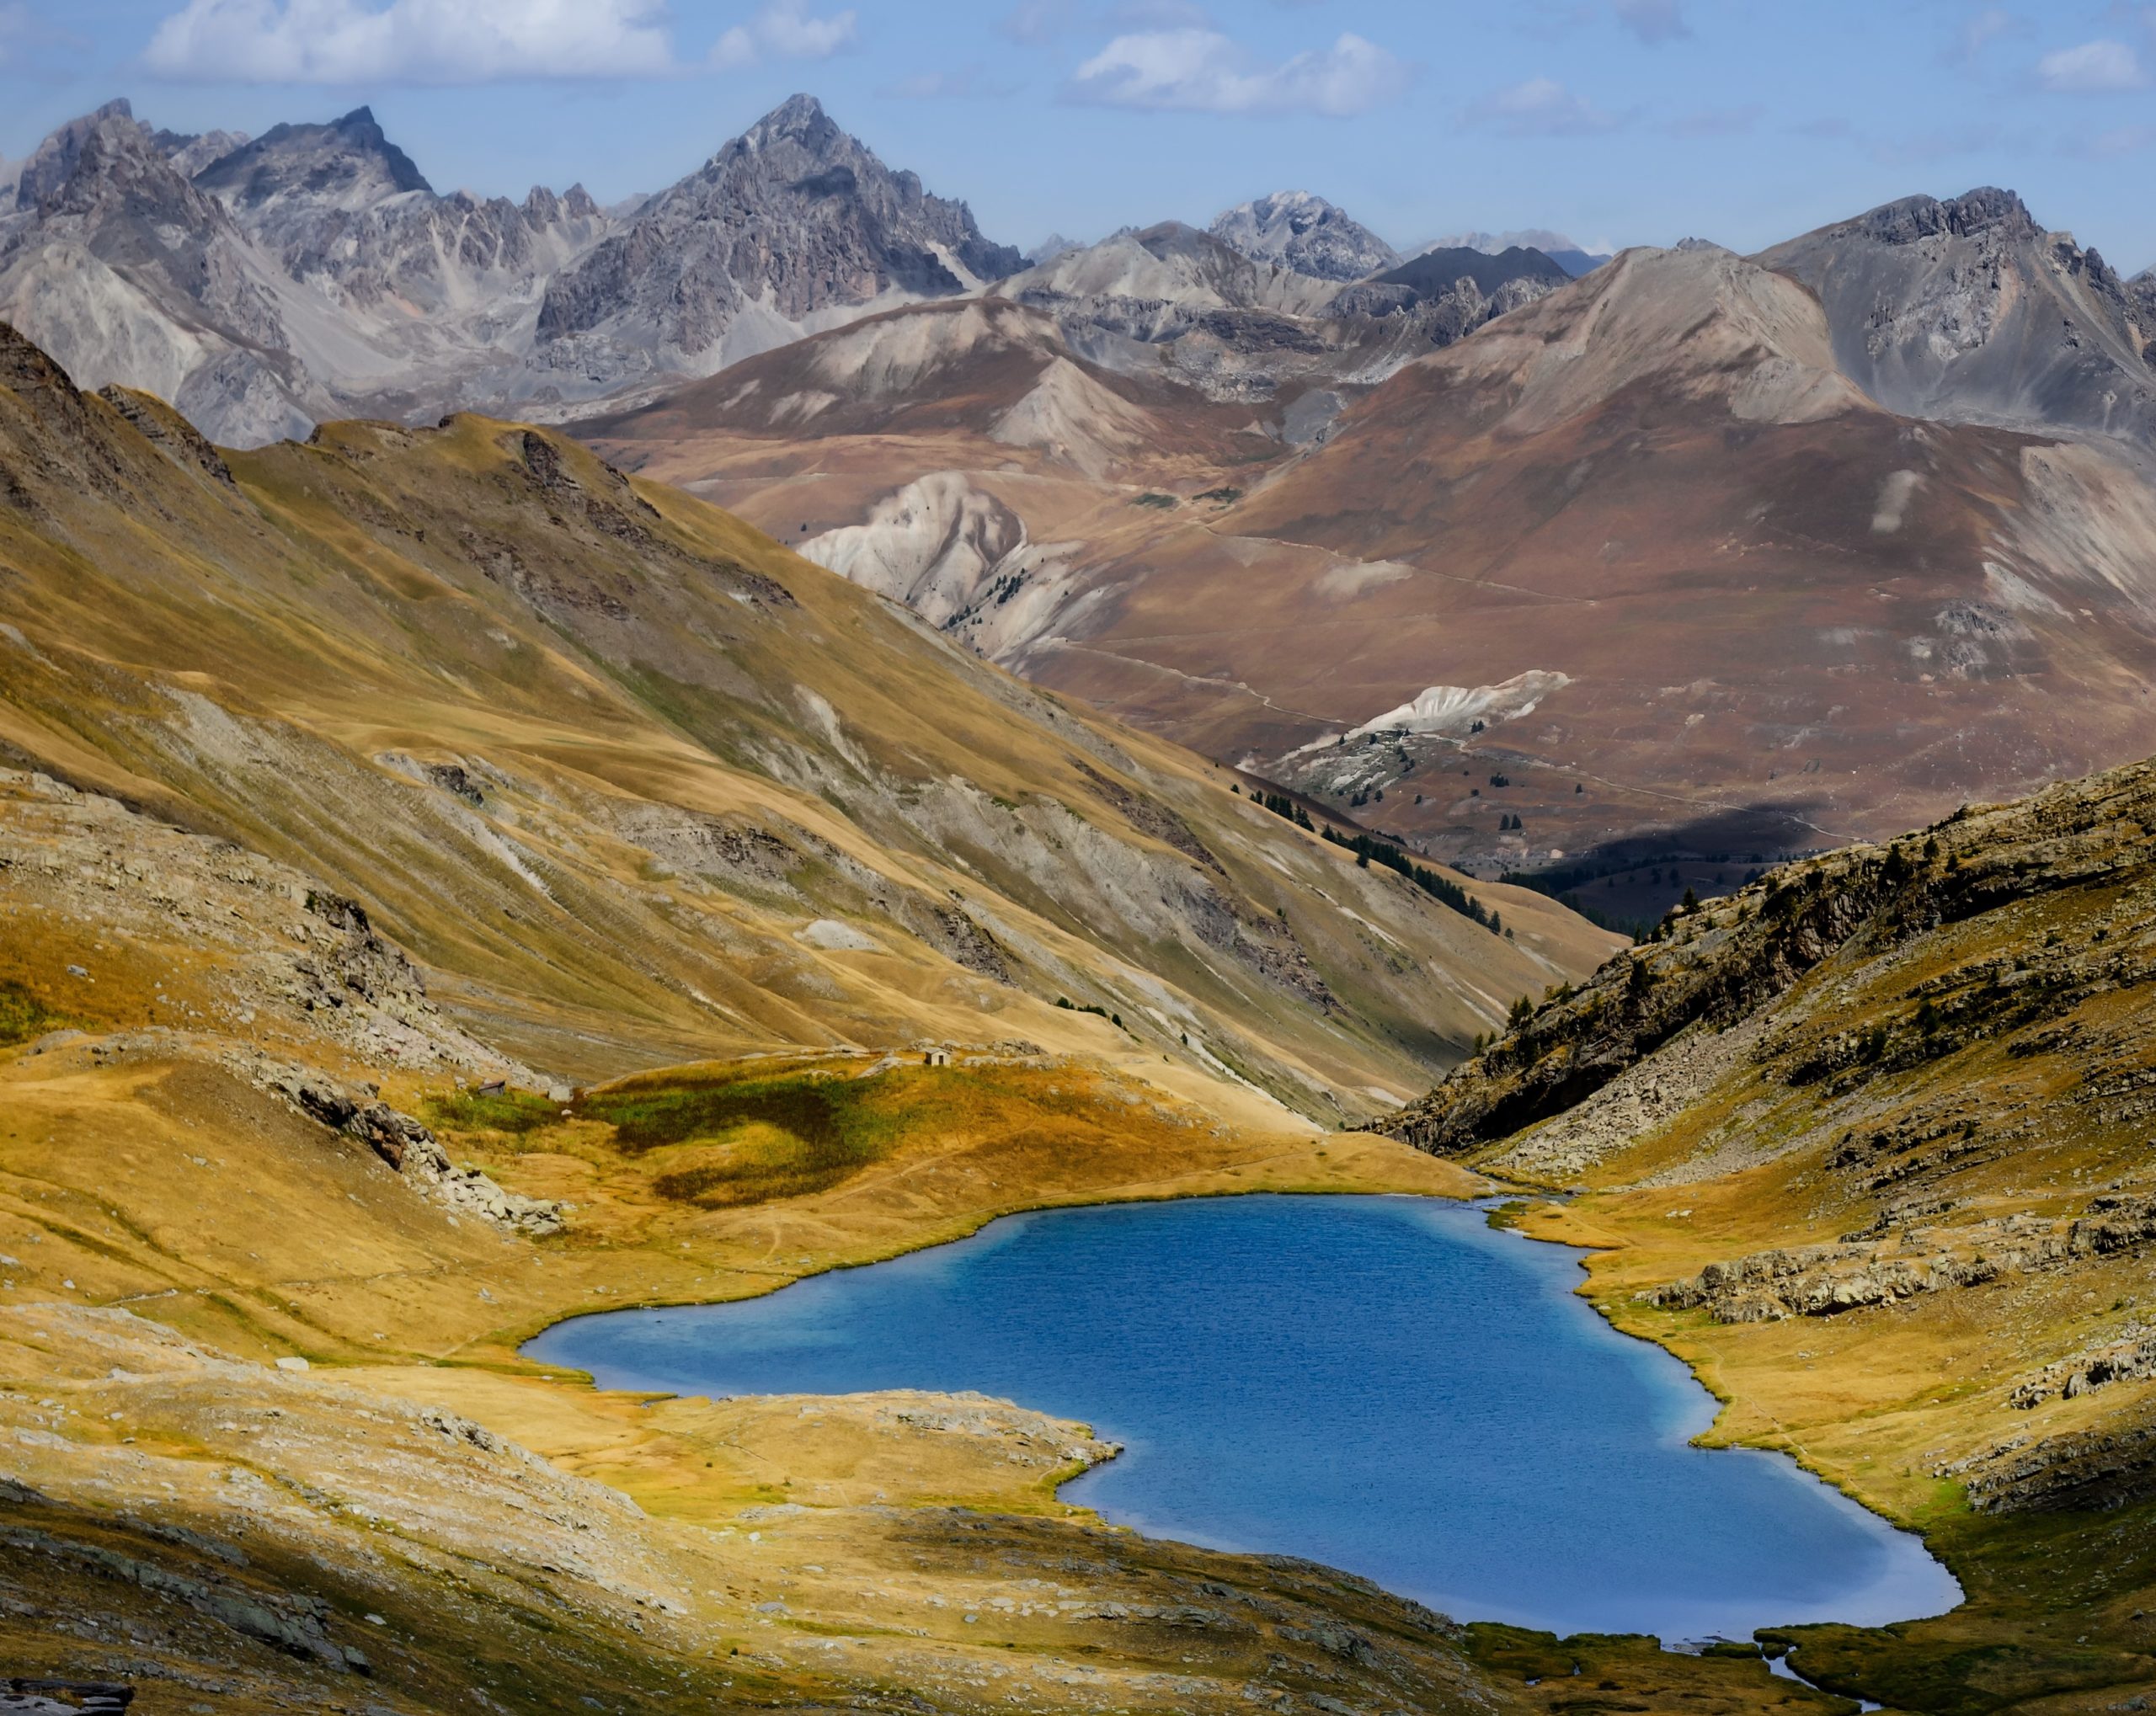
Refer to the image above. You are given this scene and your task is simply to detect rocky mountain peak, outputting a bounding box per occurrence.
[536,97,1019,360]
[9,99,142,213]
[1860,186,2038,247]
[739,92,837,154]
[195,104,433,213]
[1760,184,2156,445]
[12,106,227,232]
[1209,190,1399,283]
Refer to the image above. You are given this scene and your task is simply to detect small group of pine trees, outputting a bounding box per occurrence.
[1321,826,1503,936]
[1498,813,1524,831]
[1257,791,1314,830]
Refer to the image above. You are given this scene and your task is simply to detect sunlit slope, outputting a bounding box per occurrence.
[0,322,1610,1117]
[1387,756,2156,1712]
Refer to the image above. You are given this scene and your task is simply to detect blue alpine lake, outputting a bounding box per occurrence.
[525,1193,1961,1641]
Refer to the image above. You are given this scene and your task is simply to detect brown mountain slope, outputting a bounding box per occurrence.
[584,296,1308,663]
[589,239,2156,930]
[0,319,1610,1127]
[1377,757,2156,1713]
[1127,245,2156,878]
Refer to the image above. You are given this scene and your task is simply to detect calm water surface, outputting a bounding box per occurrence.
[526,1194,1961,1640]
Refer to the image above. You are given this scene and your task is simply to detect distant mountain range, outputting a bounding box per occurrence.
[0,94,1018,445]
[578,162,2156,909]
[0,98,1599,447]
[1421,229,1613,277]
[8,89,2156,907]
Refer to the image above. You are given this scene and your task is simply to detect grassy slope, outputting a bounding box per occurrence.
[0,342,1614,1126]
[1390,759,2156,1713]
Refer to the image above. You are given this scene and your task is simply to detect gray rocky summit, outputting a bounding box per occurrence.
[1208,190,1400,283]
[535,93,1021,378]
[195,105,432,211]
[1758,186,2156,444]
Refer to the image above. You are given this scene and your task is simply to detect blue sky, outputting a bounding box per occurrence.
[3,0,2154,268]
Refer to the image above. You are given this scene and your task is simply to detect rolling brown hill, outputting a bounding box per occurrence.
[595,234,2156,928]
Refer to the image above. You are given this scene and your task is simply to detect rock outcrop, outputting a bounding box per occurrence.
[1940,1417,2156,1513]
[234,1053,565,1236]
[1651,1198,2156,1323]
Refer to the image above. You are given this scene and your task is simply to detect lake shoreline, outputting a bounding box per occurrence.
[527,1185,1961,1646]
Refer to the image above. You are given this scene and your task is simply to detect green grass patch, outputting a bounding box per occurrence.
[1130,493,1178,509]
[1194,486,1242,504]
[423,1088,563,1139]
[0,981,65,1048]
[584,1066,905,1207]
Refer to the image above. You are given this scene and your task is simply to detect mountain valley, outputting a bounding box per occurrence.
[4,66,2156,1716]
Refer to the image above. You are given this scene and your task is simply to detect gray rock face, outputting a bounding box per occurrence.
[0,103,323,445]
[150,124,251,180]
[0,93,1019,445]
[1001,220,1366,402]
[1208,190,1399,283]
[195,106,430,211]
[1758,186,2156,445]
[535,93,1020,376]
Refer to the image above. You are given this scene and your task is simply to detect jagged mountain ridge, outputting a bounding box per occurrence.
[197,104,431,211]
[0,93,1019,446]
[533,94,1022,384]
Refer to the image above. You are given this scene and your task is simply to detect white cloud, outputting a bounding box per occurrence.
[1613,0,1689,45]
[1068,28,1410,116]
[711,0,857,70]
[995,0,1082,45]
[142,0,679,83]
[1469,77,1623,136]
[2036,38,2146,91]
[1947,6,2017,66]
